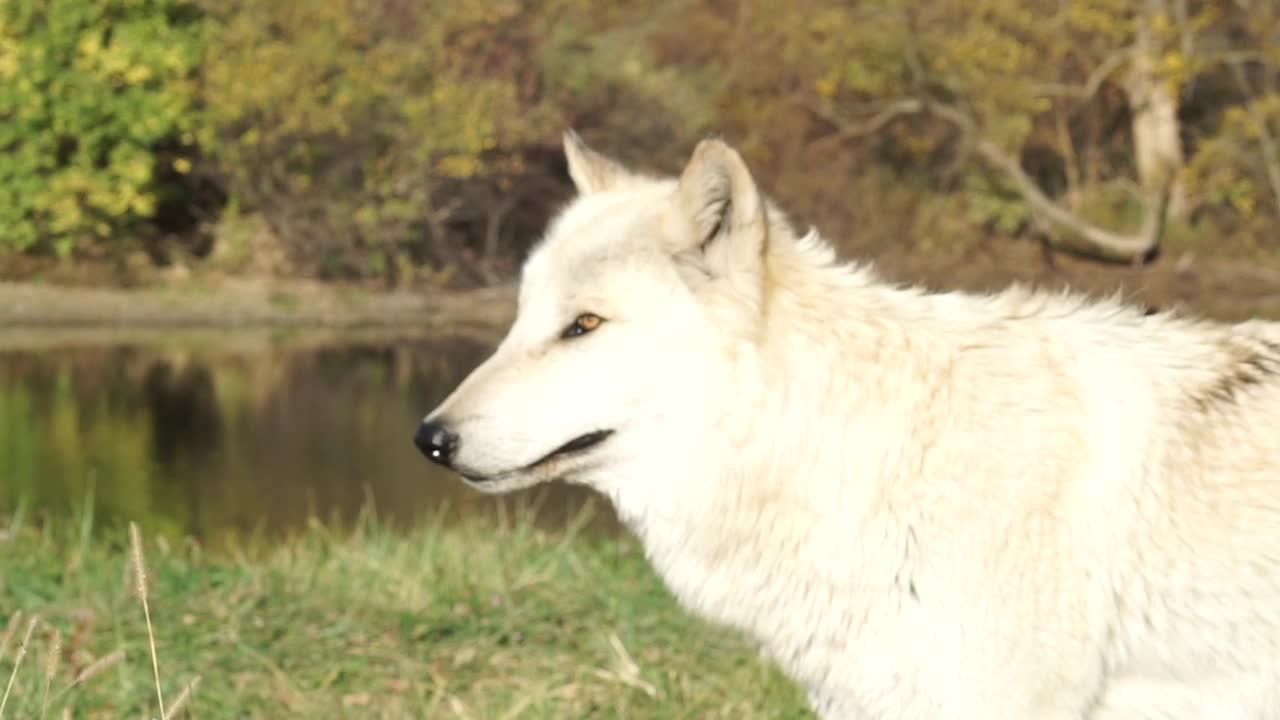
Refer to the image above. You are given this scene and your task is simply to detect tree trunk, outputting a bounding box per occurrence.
[1127,0,1187,219]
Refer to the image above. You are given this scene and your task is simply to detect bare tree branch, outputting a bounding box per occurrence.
[1228,60,1280,215]
[1174,0,1195,71]
[898,3,929,92]
[1054,105,1082,205]
[1198,49,1277,68]
[1033,50,1132,104]
[924,101,1169,263]
[805,98,925,149]
[805,93,1170,263]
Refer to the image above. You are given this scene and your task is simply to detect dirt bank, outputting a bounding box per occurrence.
[871,240,1280,323]
[0,277,517,333]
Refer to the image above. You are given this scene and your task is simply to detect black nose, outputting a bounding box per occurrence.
[414,420,459,467]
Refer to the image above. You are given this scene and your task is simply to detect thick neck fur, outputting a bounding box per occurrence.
[608,229,957,694]
[603,220,1280,713]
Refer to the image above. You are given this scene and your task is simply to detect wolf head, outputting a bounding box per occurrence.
[415,132,786,494]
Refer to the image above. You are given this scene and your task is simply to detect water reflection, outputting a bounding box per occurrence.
[0,330,618,547]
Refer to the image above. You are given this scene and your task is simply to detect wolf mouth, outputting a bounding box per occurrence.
[461,429,614,486]
[526,429,614,470]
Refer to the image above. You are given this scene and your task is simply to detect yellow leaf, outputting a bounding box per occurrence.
[78,33,102,57]
[125,65,153,85]
[815,75,838,99]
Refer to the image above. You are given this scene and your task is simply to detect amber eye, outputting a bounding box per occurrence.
[562,313,604,339]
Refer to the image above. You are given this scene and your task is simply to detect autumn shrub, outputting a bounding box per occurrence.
[0,0,204,257]
[198,0,558,283]
[537,1,718,171]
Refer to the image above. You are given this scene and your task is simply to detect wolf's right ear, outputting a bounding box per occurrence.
[672,138,768,309]
[563,130,631,195]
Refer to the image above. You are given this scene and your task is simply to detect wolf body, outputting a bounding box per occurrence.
[416,133,1280,719]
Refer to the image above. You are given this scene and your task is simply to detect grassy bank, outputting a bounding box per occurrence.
[0,505,810,719]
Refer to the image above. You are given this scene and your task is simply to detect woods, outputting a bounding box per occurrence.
[1,0,1277,286]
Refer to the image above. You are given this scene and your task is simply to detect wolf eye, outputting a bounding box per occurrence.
[562,313,604,339]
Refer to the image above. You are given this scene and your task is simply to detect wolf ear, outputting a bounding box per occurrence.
[674,138,768,295]
[563,129,632,195]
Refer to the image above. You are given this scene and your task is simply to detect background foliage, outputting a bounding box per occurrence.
[199,0,561,283]
[0,0,203,257]
[1,0,1278,283]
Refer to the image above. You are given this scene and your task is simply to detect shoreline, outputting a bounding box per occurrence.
[4,250,1279,339]
[0,278,516,347]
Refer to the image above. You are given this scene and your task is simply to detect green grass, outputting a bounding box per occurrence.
[0,503,811,719]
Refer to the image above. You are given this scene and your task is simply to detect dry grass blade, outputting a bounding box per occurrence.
[446,694,472,719]
[0,613,22,670]
[71,649,125,687]
[54,650,124,703]
[162,675,200,720]
[0,615,39,720]
[130,522,166,719]
[599,631,658,698]
[40,629,62,719]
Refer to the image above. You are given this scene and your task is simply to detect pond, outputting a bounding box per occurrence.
[0,328,619,548]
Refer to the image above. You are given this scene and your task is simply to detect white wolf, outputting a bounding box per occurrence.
[415,132,1280,719]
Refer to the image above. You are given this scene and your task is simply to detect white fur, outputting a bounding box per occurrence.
[422,133,1280,719]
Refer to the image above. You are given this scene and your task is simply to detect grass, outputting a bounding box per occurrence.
[0,502,811,719]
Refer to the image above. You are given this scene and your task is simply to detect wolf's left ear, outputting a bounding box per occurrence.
[563,129,632,195]
[673,138,768,299]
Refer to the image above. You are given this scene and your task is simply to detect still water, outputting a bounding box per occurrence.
[0,329,617,547]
